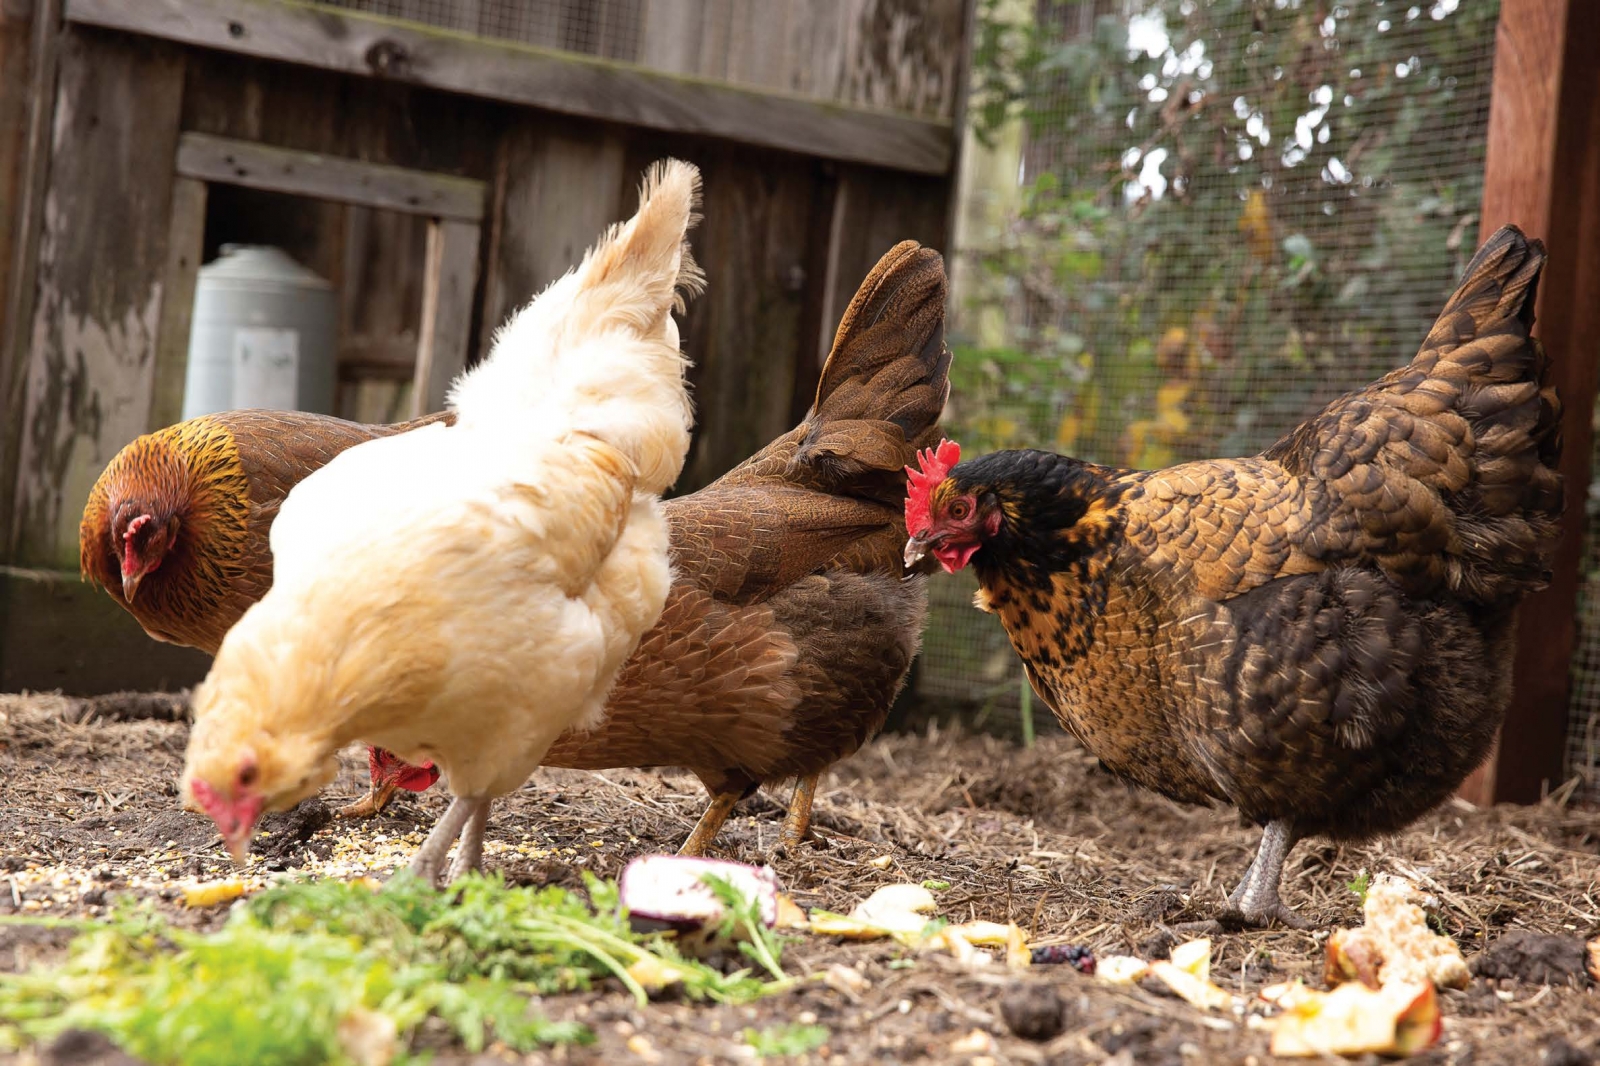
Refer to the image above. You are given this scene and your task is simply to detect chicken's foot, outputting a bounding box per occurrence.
[778,773,821,850]
[336,777,399,820]
[409,796,476,886]
[679,791,741,856]
[1218,819,1310,929]
[446,798,491,883]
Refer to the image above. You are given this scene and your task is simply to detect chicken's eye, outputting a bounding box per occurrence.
[238,765,258,788]
[949,499,971,520]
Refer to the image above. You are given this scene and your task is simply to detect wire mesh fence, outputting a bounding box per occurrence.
[929,0,1514,735]
[307,1,964,120]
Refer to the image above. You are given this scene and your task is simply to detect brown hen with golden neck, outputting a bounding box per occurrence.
[82,410,451,653]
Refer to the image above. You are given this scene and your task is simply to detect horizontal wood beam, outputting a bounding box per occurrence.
[67,0,956,176]
[176,132,486,220]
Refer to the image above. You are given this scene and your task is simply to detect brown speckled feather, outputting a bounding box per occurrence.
[957,226,1561,843]
[80,409,452,653]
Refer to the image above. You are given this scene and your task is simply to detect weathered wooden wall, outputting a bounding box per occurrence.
[0,0,968,693]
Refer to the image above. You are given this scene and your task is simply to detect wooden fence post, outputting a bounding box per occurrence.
[1460,0,1600,805]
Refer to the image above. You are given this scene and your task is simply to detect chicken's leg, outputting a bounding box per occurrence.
[445,798,491,883]
[409,796,476,885]
[679,791,740,856]
[1218,819,1308,929]
[779,774,821,850]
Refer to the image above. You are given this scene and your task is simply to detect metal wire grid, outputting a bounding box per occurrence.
[928,0,1504,734]
[1564,435,1600,800]
[312,0,642,58]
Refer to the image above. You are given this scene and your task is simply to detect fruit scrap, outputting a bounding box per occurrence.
[1030,943,1097,974]
[1148,938,1238,1011]
[1325,873,1468,991]
[923,920,1032,969]
[1095,955,1151,985]
[809,883,938,940]
[181,878,248,908]
[1586,937,1599,984]
[1265,979,1442,1058]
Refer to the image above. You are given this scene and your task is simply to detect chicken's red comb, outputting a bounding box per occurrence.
[905,439,961,536]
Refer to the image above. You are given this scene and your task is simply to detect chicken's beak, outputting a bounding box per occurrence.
[904,531,932,569]
[223,825,253,865]
[122,569,144,602]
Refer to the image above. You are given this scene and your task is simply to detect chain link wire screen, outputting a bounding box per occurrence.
[931,0,1514,736]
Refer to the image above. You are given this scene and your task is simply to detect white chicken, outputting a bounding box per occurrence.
[181,159,703,884]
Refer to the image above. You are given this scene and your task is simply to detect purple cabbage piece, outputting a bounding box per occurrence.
[618,854,782,932]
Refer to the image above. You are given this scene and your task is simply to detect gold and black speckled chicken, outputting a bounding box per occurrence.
[904,226,1563,927]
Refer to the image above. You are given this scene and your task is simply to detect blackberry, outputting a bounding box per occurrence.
[1030,943,1095,974]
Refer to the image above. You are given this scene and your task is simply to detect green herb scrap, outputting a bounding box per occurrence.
[701,873,792,986]
[744,1022,830,1058]
[0,871,790,1065]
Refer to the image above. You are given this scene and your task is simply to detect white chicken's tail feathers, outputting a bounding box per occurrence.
[448,158,703,495]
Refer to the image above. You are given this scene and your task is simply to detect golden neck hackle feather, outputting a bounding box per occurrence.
[80,416,253,647]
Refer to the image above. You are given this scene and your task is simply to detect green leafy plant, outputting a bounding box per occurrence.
[701,874,791,985]
[1348,870,1371,904]
[0,872,791,1064]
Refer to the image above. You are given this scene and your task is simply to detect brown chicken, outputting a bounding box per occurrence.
[81,408,450,652]
[904,226,1562,927]
[348,241,951,853]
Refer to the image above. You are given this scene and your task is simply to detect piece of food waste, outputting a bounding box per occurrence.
[1030,943,1097,974]
[1325,873,1468,991]
[1148,938,1238,1011]
[809,883,938,940]
[620,855,783,932]
[1263,979,1442,1057]
[181,878,249,908]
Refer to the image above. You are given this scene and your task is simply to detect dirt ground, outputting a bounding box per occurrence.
[1,690,1596,1066]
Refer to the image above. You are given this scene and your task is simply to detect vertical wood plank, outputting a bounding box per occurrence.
[479,122,628,343]
[678,152,819,491]
[818,163,951,361]
[1459,0,1600,805]
[412,217,481,417]
[148,175,207,430]
[11,28,186,569]
[0,0,61,562]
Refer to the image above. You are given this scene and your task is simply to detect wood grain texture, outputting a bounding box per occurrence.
[149,175,207,431]
[66,0,955,175]
[176,132,487,220]
[11,28,186,569]
[636,0,965,121]
[411,218,481,417]
[479,121,628,345]
[0,0,61,562]
[678,151,819,492]
[1463,0,1600,805]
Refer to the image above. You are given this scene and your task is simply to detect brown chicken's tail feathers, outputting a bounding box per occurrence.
[788,241,951,489]
[452,158,702,495]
